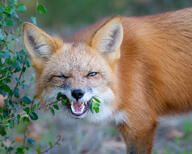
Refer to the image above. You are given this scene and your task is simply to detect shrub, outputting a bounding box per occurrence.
[0,0,47,153]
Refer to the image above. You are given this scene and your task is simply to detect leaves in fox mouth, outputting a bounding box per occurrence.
[51,92,101,115]
[90,97,101,113]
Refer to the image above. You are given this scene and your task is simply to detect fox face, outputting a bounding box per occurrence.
[23,17,123,122]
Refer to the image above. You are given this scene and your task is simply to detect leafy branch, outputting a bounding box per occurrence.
[36,135,63,154]
[0,0,48,153]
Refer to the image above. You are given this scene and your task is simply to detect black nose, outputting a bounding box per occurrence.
[71,89,85,100]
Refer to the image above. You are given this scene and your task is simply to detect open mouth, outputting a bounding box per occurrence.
[62,96,91,117]
[70,101,90,116]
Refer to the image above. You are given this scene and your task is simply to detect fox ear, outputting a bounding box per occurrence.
[88,17,123,59]
[23,23,62,60]
[23,23,63,75]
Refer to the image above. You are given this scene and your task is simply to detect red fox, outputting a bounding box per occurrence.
[23,8,192,154]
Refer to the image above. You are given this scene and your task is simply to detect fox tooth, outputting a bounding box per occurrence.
[71,103,75,113]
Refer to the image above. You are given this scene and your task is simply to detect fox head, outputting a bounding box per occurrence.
[23,17,123,122]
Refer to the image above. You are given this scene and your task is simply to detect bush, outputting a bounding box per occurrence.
[0,0,47,153]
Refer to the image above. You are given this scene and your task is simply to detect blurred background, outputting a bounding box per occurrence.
[21,0,192,36]
[18,0,192,153]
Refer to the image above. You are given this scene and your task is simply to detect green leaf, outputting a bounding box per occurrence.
[29,112,38,120]
[23,107,30,114]
[31,104,37,111]
[90,98,100,113]
[94,103,100,108]
[94,107,99,113]
[36,147,41,154]
[92,97,101,103]
[16,147,28,154]
[61,99,67,105]
[16,4,27,12]
[1,84,11,93]
[30,16,37,25]
[56,142,61,146]
[17,114,21,121]
[37,4,47,14]
[53,103,59,110]
[22,96,31,104]
[90,102,94,113]
[56,92,62,100]
[0,127,6,136]
[49,107,55,115]
[22,117,30,124]
[27,138,35,144]
[13,87,19,98]
[49,141,53,148]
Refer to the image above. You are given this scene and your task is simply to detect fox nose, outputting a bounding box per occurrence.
[71,89,85,100]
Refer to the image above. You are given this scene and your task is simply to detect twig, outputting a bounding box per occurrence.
[40,135,63,154]
[22,127,27,147]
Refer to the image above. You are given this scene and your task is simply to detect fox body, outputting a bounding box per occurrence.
[23,8,192,154]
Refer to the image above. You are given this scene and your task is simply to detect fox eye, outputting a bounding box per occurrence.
[54,75,69,79]
[86,72,98,77]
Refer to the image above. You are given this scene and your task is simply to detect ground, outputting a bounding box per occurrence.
[23,110,192,154]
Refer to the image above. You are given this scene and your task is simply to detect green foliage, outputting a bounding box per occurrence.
[51,93,101,115]
[37,4,46,14]
[183,121,192,136]
[49,92,67,115]
[0,0,46,153]
[35,135,63,154]
[90,97,101,113]
[16,4,27,13]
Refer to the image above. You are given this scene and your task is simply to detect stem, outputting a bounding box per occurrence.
[14,64,25,90]
[22,128,27,147]
[8,58,26,100]
[30,96,35,111]
[0,70,14,81]
[0,113,25,125]
[40,135,63,154]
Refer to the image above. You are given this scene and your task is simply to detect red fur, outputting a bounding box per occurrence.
[69,8,192,153]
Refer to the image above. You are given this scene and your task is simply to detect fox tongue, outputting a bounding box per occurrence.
[71,102,85,115]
